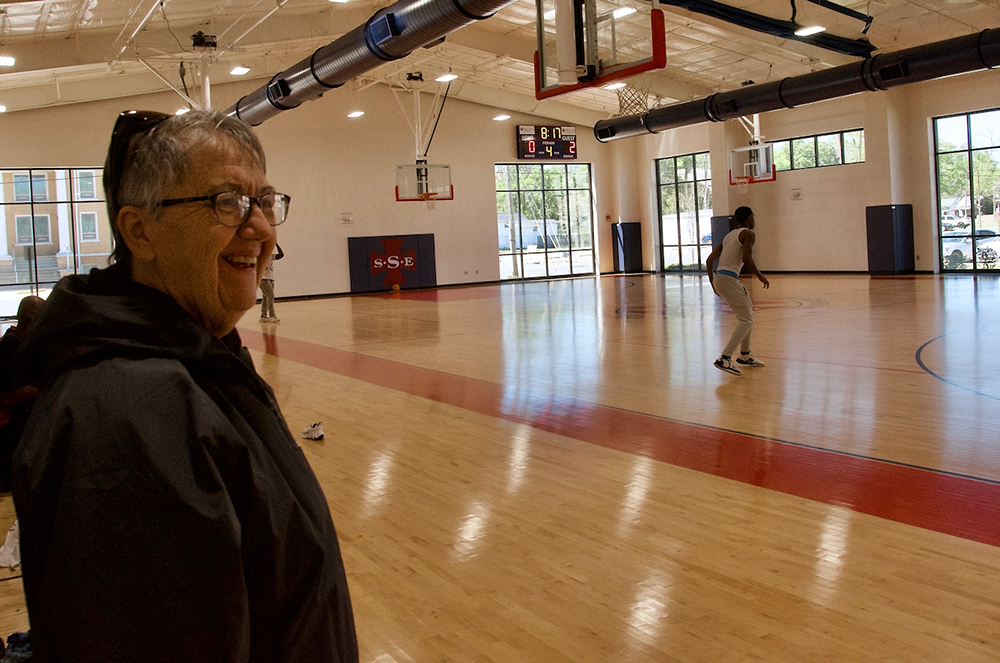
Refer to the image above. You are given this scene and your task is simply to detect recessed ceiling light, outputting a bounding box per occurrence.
[436,73,458,82]
[230,66,251,76]
[175,108,191,115]
[794,25,826,36]
[493,114,511,121]
[612,7,636,18]
[348,111,364,118]
[543,9,555,19]
[604,82,627,90]
[0,56,15,67]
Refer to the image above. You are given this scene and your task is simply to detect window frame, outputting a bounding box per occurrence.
[773,129,865,172]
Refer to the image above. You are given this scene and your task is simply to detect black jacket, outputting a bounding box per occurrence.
[13,264,358,662]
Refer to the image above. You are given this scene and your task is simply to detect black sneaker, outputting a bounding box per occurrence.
[714,356,742,375]
[736,354,765,367]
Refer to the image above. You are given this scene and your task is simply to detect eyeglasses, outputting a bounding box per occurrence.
[105,110,172,211]
[159,191,291,227]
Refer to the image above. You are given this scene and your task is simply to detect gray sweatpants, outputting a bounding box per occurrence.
[715,274,753,357]
[260,278,276,319]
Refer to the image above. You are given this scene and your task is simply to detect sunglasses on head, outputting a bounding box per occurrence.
[104,110,172,212]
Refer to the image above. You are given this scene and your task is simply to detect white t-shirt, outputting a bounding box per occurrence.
[262,251,277,281]
[716,227,747,275]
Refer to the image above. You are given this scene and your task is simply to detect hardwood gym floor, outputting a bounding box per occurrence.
[1,273,998,661]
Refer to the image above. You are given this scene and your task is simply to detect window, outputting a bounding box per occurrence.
[792,138,817,169]
[656,152,713,271]
[15,173,50,202]
[773,129,864,172]
[817,134,842,166]
[934,108,1000,272]
[80,211,99,241]
[2,167,107,297]
[843,131,865,163]
[495,163,595,280]
[15,215,51,244]
[77,171,97,199]
[13,174,31,202]
[773,142,791,171]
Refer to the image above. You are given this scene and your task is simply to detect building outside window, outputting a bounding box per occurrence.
[15,215,51,244]
[495,163,595,280]
[1,168,112,314]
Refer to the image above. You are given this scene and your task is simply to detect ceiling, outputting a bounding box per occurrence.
[0,0,997,128]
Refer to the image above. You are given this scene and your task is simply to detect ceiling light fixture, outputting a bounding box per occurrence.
[612,7,637,18]
[493,114,511,121]
[348,111,365,118]
[436,73,458,82]
[657,0,874,57]
[794,25,826,36]
[230,65,251,76]
[0,56,14,67]
[0,106,6,113]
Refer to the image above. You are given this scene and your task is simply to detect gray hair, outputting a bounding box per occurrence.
[106,109,267,269]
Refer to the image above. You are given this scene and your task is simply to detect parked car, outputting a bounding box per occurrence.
[942,228,1000,264]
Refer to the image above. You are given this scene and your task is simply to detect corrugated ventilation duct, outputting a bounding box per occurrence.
[224,0,515,125]
[594,28,1000,142]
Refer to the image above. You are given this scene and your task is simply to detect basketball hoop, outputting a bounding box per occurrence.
[420,191,439,210]
[615,84,649,116]
[733,175,752,195]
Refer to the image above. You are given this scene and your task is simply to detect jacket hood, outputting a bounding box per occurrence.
[18,263,241,387]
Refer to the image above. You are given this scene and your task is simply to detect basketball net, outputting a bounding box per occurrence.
[615,84,649,117]
[420,192,438,211]
[733,176,751,195]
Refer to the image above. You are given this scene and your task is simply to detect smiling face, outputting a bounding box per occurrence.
[126,137,277,337]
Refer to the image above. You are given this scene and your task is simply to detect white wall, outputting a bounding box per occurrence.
[0,81,616,296]
[2,65,999,289]
[630,67,1000,273]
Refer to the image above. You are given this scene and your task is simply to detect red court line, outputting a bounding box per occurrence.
[242,330,1000,548]
[370,286,502,302]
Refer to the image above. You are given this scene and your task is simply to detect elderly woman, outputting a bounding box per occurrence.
[12,110,358,662]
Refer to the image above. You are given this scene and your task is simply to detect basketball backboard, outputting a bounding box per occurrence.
[396,163,454,202]
[534,1,666,100]
[728,143,776,185]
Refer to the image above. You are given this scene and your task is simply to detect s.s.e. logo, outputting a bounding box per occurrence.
[372,255,415,269]
[370,238,418,287]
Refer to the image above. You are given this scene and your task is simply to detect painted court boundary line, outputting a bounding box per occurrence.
[243,330,1000,548]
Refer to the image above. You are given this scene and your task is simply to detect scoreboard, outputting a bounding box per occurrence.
[517,125,577,160]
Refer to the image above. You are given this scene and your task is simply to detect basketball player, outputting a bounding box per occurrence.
[705,206,770,376]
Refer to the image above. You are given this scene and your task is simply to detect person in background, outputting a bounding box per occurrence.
[12,109,358,662]
[259,243,284,323]
[705,205,770,376]
[0,295,45,492]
